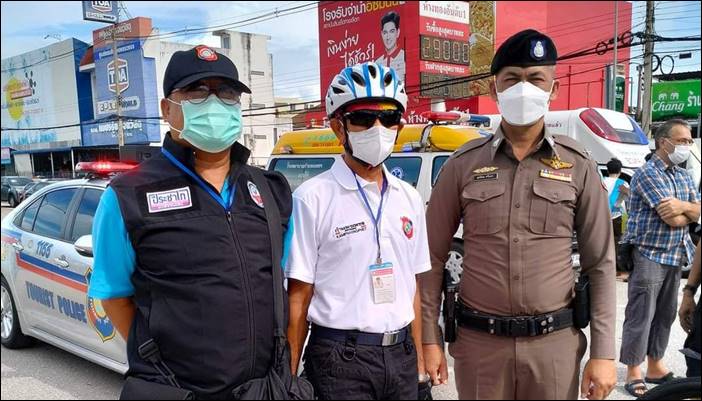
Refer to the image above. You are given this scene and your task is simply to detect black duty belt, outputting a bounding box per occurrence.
[311,324,409,347]
[457,302,574,337]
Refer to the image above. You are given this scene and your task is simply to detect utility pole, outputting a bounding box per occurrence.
[611,0,618,110]
[111,4,125,148]
[641,0,655,137]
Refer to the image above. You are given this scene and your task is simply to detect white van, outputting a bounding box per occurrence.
[487,108,651,182]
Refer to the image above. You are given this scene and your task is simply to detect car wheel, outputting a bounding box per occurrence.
[7,195,17,208]
[1,276,35,349]
[446,241,464,283]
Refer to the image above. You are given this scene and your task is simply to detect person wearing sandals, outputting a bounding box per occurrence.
[620,119,701,397]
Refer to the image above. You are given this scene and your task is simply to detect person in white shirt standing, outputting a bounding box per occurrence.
[285,62,430,400]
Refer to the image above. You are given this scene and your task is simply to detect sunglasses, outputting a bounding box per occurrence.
[342,109,403,129]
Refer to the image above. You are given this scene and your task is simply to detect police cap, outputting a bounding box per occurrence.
[490,29,557,75]
[163,45,252,98]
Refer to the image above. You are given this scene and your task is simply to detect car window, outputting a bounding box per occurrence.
[33,188,77,239]
[70,189,103,242]
[270,158,335,191]
[19,198,42,231]
[386,157,422,188]
[9,177,32,186]
[432,156,450,186]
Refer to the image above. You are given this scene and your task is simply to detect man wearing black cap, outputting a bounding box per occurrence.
[88,45,294,399]
[420,29,617,399]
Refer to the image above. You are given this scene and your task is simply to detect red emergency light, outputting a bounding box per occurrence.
[75,161,137,175]
[421,111,462,123]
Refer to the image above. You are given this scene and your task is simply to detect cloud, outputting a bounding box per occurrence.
[1,1,324,99]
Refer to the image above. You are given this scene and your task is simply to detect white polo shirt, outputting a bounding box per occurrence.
[285,158,431,333]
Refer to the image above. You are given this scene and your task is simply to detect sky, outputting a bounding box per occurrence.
[1,1,700,106]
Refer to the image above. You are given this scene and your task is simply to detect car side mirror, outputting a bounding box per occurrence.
[74,235,93,258]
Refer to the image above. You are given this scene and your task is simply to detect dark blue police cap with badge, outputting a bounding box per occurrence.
[490,29,558,75]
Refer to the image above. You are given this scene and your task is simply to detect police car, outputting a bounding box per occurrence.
[1,162,134,374]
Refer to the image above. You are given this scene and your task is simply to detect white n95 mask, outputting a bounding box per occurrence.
[347,125,398,167]
[497,81,553,126]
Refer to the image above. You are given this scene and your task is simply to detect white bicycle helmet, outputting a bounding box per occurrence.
[325,62,408,117]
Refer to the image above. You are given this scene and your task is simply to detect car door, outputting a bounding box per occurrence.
[63,187,126,363]
[1,178,9,202]
[13,187,86,342]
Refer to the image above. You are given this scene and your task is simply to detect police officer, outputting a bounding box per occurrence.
[88,45,293,399]
[420,30,617,400]
[285,62,431,400]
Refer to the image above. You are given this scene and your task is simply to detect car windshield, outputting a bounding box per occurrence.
[9,177,32,186]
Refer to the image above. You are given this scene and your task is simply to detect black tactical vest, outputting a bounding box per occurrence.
[110,134,292,398]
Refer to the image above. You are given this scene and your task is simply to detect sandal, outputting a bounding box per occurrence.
[645,371,675,384]
[625,380,648,397]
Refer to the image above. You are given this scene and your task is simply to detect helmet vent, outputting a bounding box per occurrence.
[383,73,393,86]
[332,86,345,94]
[351,71,366,87]
[368,64,377,78]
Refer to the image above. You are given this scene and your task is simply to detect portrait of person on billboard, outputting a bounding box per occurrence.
[375,11,405,82]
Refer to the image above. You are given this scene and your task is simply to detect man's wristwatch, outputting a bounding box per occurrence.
[683,284,699,296]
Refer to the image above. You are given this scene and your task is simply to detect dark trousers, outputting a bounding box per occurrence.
[302,335,418,400]
[612,216,624,271]
[620,248,682,365]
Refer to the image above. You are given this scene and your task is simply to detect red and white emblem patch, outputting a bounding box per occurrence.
[248,181,264,208]
[401,217,414,239]
[196,45,218,61]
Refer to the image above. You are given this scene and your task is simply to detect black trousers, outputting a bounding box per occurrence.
[302,335,418,400]
[685,300,701,378]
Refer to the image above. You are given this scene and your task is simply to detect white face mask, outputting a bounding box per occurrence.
[665,139,691,165]
[497,81,553,126]
[347,125,398,167]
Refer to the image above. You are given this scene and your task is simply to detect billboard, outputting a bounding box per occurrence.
[1,39,92,149]
[318,1,495,122]
[81,18,160,146]
[82,1,118,24]
[652,79,701,121]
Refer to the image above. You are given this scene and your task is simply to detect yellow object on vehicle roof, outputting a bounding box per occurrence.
[271,124,485,155]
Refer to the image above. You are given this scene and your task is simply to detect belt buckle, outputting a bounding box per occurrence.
[382,330,401,346]
[537,315,556,335]
[510,318,529,337]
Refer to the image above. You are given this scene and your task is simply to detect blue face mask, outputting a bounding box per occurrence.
[168,94,242,153]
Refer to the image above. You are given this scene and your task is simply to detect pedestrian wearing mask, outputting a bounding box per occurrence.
[421,29,617,400]
[88,45,309,400]
[285,62,431,400]
[620,119,701,397]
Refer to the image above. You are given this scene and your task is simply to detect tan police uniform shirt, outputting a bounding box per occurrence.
[421,126,616,359]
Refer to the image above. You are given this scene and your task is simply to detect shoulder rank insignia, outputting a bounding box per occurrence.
[540,169,572,183]
[540,156,573,170]
[473,166,499,174]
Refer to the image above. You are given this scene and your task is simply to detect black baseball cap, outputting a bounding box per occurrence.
[491,29,558,75]
[163,45,252,97]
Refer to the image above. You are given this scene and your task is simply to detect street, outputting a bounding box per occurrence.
[2,204,696,400]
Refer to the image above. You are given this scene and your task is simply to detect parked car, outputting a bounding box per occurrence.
[19,181,61,204]
[1,176,33,208]
[1,161,136,374]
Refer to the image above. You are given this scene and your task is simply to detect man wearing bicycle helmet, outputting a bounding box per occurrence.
[285,62,431,399]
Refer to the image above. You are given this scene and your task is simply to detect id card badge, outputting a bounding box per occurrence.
[370,261,395,304]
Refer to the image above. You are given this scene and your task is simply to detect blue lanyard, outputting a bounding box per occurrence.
[354,174,388,264]
[161,148,236,211]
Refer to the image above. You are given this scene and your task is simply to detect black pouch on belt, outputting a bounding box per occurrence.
[573,274,591,329]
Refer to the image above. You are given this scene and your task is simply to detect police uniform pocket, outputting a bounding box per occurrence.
[462,182,507,235]
[530,179,577,236]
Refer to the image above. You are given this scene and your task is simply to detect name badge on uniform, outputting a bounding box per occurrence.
[370,262,395,304]
[539,169,573,183]
[147,187,192,213]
